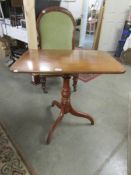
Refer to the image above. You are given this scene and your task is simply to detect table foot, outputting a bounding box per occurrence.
[46,75,94,144]
[46,111,64,144]
[70,106,94,125]
[52,100,61,109]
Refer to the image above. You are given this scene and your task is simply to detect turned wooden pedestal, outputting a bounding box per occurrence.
[47,75,94,144]
[10,49,125,145]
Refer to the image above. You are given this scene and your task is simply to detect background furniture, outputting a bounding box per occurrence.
[115,21,131,57]
[10,49,125,144]
[1,23,28,42]
[93,2,105,49]
[87,18,97,34]
[11,0,23,7]
[10,0,24,27]
[0,0,27,41]
[0,0,5,19]
[0,0,28,66]
[87,5,98,34]
[98,0,131,52]
[35,0,61,18]
[37,7,78,93]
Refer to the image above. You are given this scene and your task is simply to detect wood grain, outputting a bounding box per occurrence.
[10,49,125,74]
[23,0,38,49]
[93,4,105,50]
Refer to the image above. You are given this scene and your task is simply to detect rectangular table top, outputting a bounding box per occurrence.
[10,49,125,75]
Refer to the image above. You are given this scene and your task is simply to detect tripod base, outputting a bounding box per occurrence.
[46,75,94,144]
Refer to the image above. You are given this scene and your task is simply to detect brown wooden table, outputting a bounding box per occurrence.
[10,49,125,144]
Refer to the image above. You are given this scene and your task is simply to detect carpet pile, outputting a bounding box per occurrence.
[0,123,36,175]
[79,74,100,82]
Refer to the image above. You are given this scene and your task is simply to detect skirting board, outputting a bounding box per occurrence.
[128,93,131,175]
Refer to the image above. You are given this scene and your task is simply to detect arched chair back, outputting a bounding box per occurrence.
[36,7,78,93]
[37,7,76,50]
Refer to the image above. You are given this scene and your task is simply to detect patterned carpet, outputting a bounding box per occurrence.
[79,74,101,83]
[0,123,36,175]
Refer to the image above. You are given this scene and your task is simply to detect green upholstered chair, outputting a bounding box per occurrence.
[37,7,78,93]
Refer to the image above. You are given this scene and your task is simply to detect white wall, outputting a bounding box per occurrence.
[98,0,131,51]
[60,0,83,19]
[89,0,103,9]
[60,0,103,19]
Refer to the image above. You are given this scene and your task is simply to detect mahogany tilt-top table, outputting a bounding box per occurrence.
[10,49,125,144]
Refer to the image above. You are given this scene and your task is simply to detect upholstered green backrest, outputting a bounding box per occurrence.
[38,11,74,50]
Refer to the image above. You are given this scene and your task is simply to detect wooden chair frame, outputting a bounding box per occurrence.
[36,6,78,93]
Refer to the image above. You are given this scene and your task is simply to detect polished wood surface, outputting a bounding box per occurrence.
[47,75,94,144]
[10,49,125,74]
[10,49,125,144]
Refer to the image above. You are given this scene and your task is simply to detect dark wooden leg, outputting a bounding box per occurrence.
[31,74,40,85]
[46,111,64,144]
[47,75,94,144]
[70,106,94,125]
[73,74,78,92]
[40,76,48,93]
